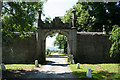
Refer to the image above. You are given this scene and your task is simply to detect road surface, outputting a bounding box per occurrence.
[27,53,75,79]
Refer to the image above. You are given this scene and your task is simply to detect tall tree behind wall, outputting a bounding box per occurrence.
[56,2,120,55]
[54,34,67,54]
[2,1,47,44]
[61,2,120,32]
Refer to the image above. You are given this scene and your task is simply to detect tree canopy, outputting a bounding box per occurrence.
[61,2,120,32]
[54,34,67,53]
[2,1,46,44]
[56,2,120,56]
[109,25,120,57]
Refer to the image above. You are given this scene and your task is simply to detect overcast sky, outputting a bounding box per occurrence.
[42,0,78,19]
[44,0,78,48]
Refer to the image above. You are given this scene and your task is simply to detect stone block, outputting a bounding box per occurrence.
[1,63,6,71]
[77,63,80,69]
[86,68,92,78]
[35,60,39,67]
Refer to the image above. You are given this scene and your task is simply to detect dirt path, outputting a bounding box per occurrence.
[26,53,75,79]
[2,53,75,80]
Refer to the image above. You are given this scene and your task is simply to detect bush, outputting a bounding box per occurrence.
[109,25,120,57]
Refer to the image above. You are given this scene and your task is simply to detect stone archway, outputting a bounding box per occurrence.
[36,9,77,63]
[44,30,69,57]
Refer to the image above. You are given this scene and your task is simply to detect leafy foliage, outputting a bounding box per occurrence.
[109,25,120,57]
[44,16,52,23]
[60,2,120,56]
[54,34,67,53]
[2,2,45,44]
[61,2,120,32]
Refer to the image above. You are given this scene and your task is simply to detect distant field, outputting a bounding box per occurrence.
[68,63,120,79]
[58,53,67,56]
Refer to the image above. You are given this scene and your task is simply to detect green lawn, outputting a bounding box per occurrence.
[46,52,67,56]
[5,64,36,70]
[68,63,120,80]
[46,52,55,57]
[58,53,67,56]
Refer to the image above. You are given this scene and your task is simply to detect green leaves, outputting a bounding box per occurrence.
[109,25,120,57]
[44,16,52,23]
[61,2,96,32]
[61,1,120,56]
[54,34,67,53]
[2,2,44,44]
[61,2,120,32]
[2,2,44,30]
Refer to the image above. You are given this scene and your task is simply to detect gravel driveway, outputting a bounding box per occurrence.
[2,53,76,80]
[27,53,75,79]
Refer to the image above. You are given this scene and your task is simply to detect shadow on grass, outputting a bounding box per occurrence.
[73,70,120,80]
[2,69,76,80]
[2,69,39,80]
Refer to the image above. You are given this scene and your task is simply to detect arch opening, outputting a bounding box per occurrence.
[36,28,75,64]
[45,32,69,59]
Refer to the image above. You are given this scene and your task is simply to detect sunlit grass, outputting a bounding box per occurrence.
[46,52,55,57]
[50,52,56,55]
[5,64,35,70]
[68,63,120,79]
[58,53,67,56]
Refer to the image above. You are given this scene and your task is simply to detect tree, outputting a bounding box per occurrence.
[109,25,120,57]
[88,2,120,32]
[2,1,46,44]
[46,49,50,55]
[60,1,120,57]
[54,34,67,53]
[44,16,52,23]
[61,2,120,32]
[61,2,96,32]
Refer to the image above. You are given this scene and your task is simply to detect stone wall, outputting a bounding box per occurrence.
[2,32,120,64]
[2,33,37,63]
[74,32,120,63]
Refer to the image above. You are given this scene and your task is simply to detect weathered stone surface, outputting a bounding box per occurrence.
[2,32,120,64]
[1,63,6,71]
[77,63,80,69]
[2,29,120,63]
[2,8,120,64]
[35,60,39,67]
[75,33,120,63]
[38,17,71,29]
[2,33,37,63]
[72,59,75,64]
[2,9,78,64]
[86,68,92,78]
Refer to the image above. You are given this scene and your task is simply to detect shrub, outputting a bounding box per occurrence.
[109,25,120,57]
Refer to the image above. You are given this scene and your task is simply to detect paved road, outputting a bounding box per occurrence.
[27,53,75,79]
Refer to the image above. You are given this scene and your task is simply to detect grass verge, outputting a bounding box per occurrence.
[58,53,67,56]
[5,64,36,70]
[68,63,120,80]
[46,52,55,57]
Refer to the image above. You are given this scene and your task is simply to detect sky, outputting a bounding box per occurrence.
[44,0,78,49]
[46,36,56,48]
[42,0,78,20]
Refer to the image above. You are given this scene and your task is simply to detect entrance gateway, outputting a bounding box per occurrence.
[36,9,77,63]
